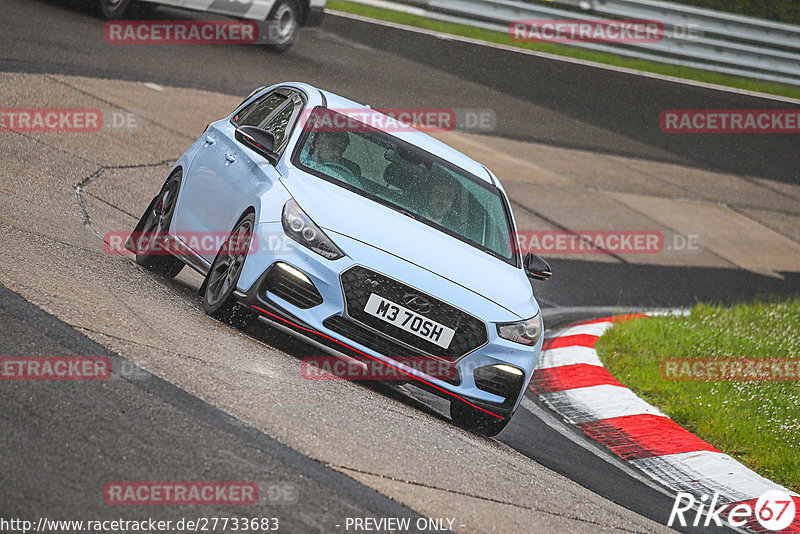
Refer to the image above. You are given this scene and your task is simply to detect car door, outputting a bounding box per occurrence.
[172,88,302,263]
[210,90,304,253]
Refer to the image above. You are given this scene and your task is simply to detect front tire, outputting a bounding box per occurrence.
[264,0,300,52]
[450,400,511,437]
[202,213,256,328]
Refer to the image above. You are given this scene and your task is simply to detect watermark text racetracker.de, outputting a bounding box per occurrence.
[302,107,496,133]
[514,230,701,255]
[1,108,138,132]
[104,20,258,44]
[661,109,800,133]
[1,356,155,381]
[509,19,701,43]
[1,357,111,380]
[1,108,102,132]
[661,358,800,382]
[106,231,260,257]
[104,481,258,505]
[301,356,458,381]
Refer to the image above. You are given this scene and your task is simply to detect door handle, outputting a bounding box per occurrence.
[225,152,236,163]
[205,135,215,145]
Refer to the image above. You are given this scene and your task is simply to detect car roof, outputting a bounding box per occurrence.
[314,88,495,184]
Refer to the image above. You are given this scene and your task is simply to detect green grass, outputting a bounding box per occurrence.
[595,300,800,492]
[326,0,800,100]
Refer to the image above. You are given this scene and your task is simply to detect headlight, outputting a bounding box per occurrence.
[496,312,543,346]
[282,199,344,260]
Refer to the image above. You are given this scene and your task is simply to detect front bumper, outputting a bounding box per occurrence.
[235,223,541,418]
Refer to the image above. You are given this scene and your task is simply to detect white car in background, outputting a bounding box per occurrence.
[96,0,326,51]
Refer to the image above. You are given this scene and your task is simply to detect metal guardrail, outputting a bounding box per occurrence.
[344,0,800,87]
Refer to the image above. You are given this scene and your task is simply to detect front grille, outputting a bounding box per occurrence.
[323,315,460,385]
[261,264,323,309]
[339,266,488,360]
[474,365,525,404]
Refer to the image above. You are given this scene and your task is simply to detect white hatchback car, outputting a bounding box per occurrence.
[96,0,326,51]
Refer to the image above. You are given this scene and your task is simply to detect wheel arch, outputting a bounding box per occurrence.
[161,164,184,191]
[199,207,258,296]
[239,205,257,223]
[297,0,310,24]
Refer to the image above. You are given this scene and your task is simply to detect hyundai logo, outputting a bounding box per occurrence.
[364,278,379,289]
[402,294,431,314]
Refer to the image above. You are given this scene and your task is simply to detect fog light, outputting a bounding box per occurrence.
[276,262,311,284]
[494,364,523,376]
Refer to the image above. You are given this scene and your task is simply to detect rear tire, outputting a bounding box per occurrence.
[450,400,511,437]
[264,0,300,52]
[133,172,185,278]
[202,213,256,328]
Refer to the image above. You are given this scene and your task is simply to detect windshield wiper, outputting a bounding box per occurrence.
[384,203,417,221]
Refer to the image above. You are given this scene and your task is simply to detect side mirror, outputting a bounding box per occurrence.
[523,252,552,281]
[235,126,279,165]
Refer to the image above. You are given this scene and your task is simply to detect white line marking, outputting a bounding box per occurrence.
[630,450,800,503]
[540,384,666,423]
[555,321,614,338]
[537,345,603,369]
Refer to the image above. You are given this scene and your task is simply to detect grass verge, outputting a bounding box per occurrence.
[595,300,800,492]
[326,0,800,101]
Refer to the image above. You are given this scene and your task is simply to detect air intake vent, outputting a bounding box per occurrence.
[261,263,323,309]
[474,365,525,403]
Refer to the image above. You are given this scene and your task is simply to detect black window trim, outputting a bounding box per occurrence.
[230,86,307,125]
[230,89,290,128]
[230,87,308,158]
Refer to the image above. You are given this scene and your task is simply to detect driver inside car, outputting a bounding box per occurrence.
[301,131,362,179]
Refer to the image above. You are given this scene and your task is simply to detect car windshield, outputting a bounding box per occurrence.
[292,108,516,264]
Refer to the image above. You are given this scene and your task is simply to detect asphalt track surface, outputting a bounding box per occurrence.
[0,283,428,531]
[3,0,800,311]
[2,0,799,532]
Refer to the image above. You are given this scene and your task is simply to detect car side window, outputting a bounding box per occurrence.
[264,94,303,152]
[232,92,287,128]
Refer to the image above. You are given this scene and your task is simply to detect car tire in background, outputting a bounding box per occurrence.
[97,0,133,19]
[450,400,511,437]
[202,212,257,328]
[132,172,185,278]
[264,0,300,52]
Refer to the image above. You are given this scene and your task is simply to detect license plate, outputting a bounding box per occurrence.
[364,293,455,349]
